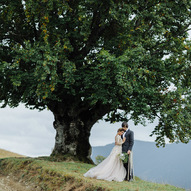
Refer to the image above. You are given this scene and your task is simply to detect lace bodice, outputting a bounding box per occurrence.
[115,135,123,145]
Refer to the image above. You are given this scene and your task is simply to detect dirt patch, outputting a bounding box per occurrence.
[0,175,39,191]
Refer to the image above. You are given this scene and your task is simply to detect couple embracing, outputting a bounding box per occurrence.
[84,122,134,182]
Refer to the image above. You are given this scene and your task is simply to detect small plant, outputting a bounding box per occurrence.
[95,155,106,164]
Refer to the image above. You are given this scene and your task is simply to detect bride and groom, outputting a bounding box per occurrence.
[84,122,134,182]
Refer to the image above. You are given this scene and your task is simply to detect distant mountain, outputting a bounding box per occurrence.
[91,140,191,190]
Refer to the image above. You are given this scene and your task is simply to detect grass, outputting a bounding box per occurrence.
[0,155,185,191]
[0,148,25,158]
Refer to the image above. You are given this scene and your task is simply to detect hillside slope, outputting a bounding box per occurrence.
[0,148,25,158]
[0,149,24,158]
[0,157,185,191]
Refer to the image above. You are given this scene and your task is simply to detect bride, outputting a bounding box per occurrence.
[84,128,126,182]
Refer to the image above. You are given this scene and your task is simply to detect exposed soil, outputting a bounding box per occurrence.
[0,149,38,190]
[0,175,39,191]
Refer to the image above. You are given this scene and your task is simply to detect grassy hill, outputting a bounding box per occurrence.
[0,148,25,158]
[0,156,185,191]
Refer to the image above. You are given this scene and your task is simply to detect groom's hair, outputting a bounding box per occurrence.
[122,122,128,128]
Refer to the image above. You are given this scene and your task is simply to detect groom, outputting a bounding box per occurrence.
[121,122,134,181]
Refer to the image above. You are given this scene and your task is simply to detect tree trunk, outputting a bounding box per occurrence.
[48,101,110,164]
[51,112,93,163]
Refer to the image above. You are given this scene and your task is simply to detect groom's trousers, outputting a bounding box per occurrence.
[124,152,134,181]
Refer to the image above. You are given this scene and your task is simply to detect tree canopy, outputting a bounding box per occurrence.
[0,0,191,156]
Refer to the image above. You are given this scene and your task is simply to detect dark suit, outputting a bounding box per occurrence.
[122,129,134,181]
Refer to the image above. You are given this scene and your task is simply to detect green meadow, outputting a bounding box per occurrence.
[0,156,185,191]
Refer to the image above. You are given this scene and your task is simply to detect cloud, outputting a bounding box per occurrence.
[0,104,158,157]
[0,104,55,157]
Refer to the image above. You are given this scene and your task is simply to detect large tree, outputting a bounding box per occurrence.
[0,0,191,163]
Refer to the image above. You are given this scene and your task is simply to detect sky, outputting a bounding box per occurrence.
[0,104,158,157]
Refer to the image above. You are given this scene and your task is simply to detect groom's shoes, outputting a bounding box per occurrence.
[124,176,128,181]
[124,178,133,182]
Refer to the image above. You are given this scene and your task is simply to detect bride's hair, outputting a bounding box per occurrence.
[117,128,125,132]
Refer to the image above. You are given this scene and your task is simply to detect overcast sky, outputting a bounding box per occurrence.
[0,104,158,157]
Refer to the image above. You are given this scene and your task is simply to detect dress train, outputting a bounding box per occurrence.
[84,135,126,182]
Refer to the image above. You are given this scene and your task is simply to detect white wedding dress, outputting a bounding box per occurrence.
[84,135,126,182]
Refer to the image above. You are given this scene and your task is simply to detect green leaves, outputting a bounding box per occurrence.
[0,0,191,146]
